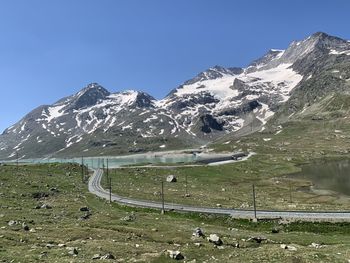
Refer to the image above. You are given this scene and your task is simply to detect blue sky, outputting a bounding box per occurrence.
[1,0,350,132]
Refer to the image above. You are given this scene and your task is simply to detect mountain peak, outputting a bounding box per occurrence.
[310,31,329,39]
[78,83,109,96]
[68,83,110,110]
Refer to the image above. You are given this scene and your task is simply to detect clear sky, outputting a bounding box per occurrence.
[1,0,350,132]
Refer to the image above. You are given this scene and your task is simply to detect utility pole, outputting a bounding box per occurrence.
[81,156,84,183]
[161,181,165,214]
[289,180,293,203]
[185,173,188,197]
[109,177,112,203]
[252,184,257,220]
[106,158,109,181]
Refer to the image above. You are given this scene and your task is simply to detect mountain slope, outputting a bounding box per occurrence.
[1,32,350,159]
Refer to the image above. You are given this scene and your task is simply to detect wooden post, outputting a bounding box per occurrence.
[185,173,188,196]
[161,181,165,214]
[289,180,293,203]
[252,184,257,220]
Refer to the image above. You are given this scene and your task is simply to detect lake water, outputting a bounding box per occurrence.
[16,152,233,168]
[291,159,350,196]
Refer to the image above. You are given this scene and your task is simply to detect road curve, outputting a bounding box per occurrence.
[89,169,350,221]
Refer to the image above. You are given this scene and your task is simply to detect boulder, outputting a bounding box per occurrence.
[79,212,92,220]
[310,242,323,249]
[8,220,17,226]
[92,254,101,260]
[46,244,55,249]
[121,212,136,222]
[280,244,297,251]
[167,250,184,260]
[166,175,177,183]
[207,234,223,246]
[271,227,279,233]
[67,247,78,255]
[100,253,115,259]
[22,223,30,231]
[41,204,52,209]
[248,236,267,243]
[79,206,90,212]
[192,227,204,238]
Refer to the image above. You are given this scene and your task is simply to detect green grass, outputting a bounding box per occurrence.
[101,152,350,211]
[1,163,350,262]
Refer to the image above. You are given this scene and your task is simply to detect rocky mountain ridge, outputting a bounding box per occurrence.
[1,32,350,159]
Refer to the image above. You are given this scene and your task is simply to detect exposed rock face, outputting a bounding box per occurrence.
[199,114,224,133]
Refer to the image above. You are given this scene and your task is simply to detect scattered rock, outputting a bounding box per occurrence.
[310,242,323,249]
[66,247,78,255]
[271,227,279,234]
[121,213,136,222]
[8,220,17,226]
[194,242,202,247]
[166,175,177,183]
[216,204,222,208]
[207,234,223,246]
[152,228,158,232]
[280,244,297,251]
[41,204,52,209]
[57,243,66,248]
[79,206,90,212]
[32,192,49,199]
[232,243,240,248]
[22,223,30,231]
[50,187,59,193]
[39,251,48,258]
[79,212,92,220]
[100,253,115,259]
[167,250,184,260]
[248,236,267,243]
[192,227,204,238]
[46,244,55,249]
[92,254,101,260]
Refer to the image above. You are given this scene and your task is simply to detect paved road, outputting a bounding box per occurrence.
[89,169,350,221]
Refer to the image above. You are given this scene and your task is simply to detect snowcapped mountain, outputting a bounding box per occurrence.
[1,32,350,159]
